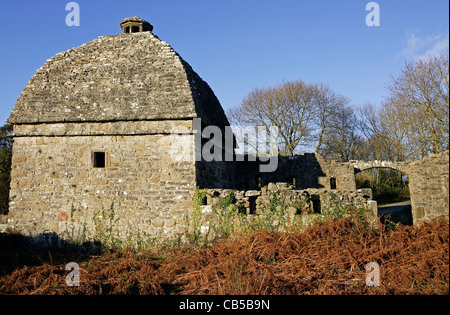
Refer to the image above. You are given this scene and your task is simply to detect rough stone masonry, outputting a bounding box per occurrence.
[7,17,232,243]
[5,17,448,245]
[408,151,449,223]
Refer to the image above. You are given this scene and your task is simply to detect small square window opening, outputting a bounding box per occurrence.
[93,152,106,168]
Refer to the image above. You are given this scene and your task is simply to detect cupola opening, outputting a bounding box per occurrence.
[120,16,153,34]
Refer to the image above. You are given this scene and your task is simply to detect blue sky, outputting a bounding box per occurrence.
[0,0,448,125]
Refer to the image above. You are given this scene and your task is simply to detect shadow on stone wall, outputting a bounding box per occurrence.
[262,154,326,190]
[196,153,327,191]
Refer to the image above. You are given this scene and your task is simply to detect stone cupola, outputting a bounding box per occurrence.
[120,16,153,34]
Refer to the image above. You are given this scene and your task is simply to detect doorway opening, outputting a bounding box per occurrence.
[356,167,412,225]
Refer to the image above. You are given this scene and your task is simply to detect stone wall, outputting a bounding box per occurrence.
[203,183,377,224]
[231,153,356,191]
[408,151,449,224]
[7,121,197,242]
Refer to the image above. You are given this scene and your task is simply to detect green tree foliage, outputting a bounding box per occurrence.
[356,168,410,205]
[0,123,13,215]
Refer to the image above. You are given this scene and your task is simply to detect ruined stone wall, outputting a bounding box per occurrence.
[233,153,357,191]
[195,160,237,190]
[194,126,239,190]
[408,151,449,224]
[8,121,197,242]
[202,183,377,225]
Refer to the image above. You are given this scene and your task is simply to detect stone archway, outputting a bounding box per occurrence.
[348,160,408,175]
[347,160,411,224]
[347,152,449,225]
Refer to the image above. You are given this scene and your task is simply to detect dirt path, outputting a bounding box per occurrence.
[378,200,411,216]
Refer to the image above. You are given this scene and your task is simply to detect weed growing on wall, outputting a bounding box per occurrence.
[255,191,291,231]
[60,202,159,252]
[65,203,88,245]
[187,188,208,246]
[58,189,373,251]
[188,188,373,247]
[320,192,348,219]
[210,191,246,240]
[93,202,120,248]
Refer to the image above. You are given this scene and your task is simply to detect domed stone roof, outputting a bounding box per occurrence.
[9,25,228,127]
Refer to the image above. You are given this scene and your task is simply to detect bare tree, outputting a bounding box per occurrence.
[313,83,350,154]
[357,103,402,162]
[228,80,349,157]
[228,80,317,156]
[383,53,449,157]
[318,105,364,162]
[378,100,413,161]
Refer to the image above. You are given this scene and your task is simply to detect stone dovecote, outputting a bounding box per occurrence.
[7,17,231,240]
